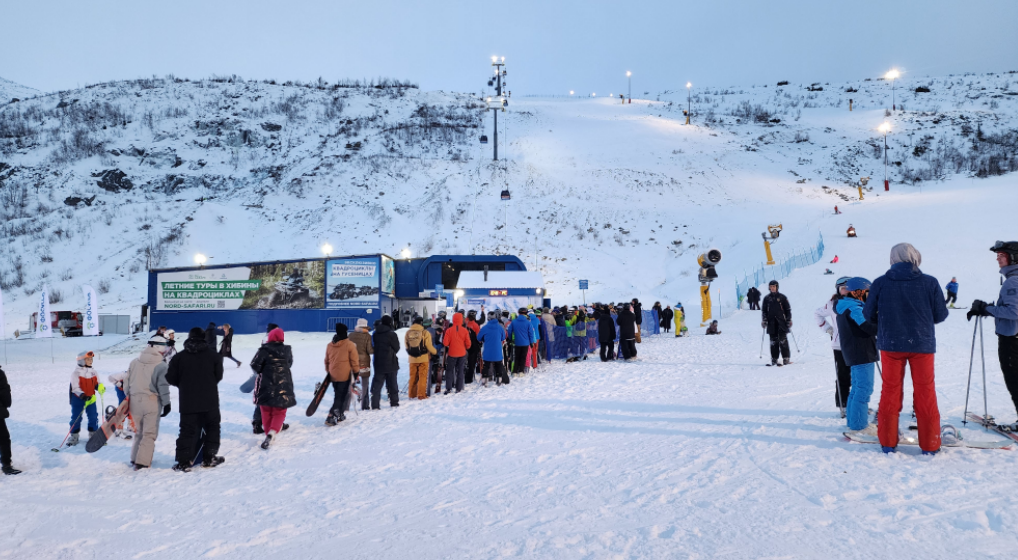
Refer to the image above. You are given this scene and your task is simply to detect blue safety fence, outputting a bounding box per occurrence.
[735,232,825,309]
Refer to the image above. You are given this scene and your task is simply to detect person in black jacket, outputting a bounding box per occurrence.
[746,287,762,310]
[219,323,241,368]
[251,327,296,449]
[617,304,638,360]
[0,367,22,475]
[631,299,643,342]
[167,327,225,471]
[204,322,218,350]
[761,280,793,366]
[660,306,674,333]
[597,306,617,361]
[371,315,401,409]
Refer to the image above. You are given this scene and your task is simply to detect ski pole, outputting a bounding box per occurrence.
[789,331,800,353]
[980,316,988,420]
[834,361,845,418]
[962,316,979,425]
[759,328,765,359]
[52,406,88,452]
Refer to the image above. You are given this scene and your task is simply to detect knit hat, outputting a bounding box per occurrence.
[267,327,284,343]
[381,315,393,327]
[334,323,348,339]
[889,242,922,267]
[188,327,205,340]
[356,318,368,329]
[423,318,433,328]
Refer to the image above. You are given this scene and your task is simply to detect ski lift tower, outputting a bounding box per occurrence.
[486,56,508,161]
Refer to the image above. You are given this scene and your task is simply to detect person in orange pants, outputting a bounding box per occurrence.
[864,242,949,454]
[404,317,437,399]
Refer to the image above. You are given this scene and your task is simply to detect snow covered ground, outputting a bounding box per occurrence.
[3,171,1018,558]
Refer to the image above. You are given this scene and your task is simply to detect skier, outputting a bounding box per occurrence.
[167,327,225,471]
[67,351,101,446]
[746,287,762,311]
[349,319,373,410]
[124,334,172,470]
[442,312,471,393]
[528,310,542,369]
[864,242,948,455]
[219,323,241,368]
[945,277,959,308]
[616,304,638,360]
[370,315,401,408]
[478,312,509,385]
[424,318,443,396]
[405,317,436,399]
[597,305,617,361]
[1,365,22,475]
[967,241,1018,427]
[836,278,880,435]
[506,309,535,374]
[323,324,358,425]
[705,320,721,335]
[815,276,852,414]
[761,280,793,366]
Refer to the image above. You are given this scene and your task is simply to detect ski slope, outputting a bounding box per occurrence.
[2,172,1018,559]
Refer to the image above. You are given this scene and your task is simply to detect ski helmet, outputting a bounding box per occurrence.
[990,240,1018,264]
[768,280,779,288]
[835,276,851,289]
[845,277,871,292]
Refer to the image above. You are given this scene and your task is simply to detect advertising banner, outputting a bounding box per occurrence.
[381,255,395,296]
[36,285,52,338]
[157,261,325,311]
[80,284,100,336]
[326,257,380,308]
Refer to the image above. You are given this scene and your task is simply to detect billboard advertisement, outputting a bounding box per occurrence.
[157,260,325,311]
[381,255,395,296]
[326,257,381,308]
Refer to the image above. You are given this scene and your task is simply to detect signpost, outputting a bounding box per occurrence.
[579,280,588,305]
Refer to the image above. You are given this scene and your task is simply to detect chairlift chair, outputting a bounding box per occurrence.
[500,189,511,201]
[480,135,488,144]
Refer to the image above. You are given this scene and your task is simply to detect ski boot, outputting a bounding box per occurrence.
[171,462,192,473]
[253,421,264,435]
[260,434,273,450]
[67,432,80,446]
[202,456,225,468]
[782,358,791,366]
[325,415,338,427]
[999,421,1018,433]
[281,423,290,431]
[2,464,22,475]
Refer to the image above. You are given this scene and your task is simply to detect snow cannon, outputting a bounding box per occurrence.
[697,249,722,326]
[761,224,783,266]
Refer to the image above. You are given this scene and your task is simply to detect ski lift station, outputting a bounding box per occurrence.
[147,253,542,334]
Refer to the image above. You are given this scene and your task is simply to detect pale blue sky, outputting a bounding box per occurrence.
[3,0,1017,94]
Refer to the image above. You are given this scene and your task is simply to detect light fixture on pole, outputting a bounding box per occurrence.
[686,82,692,124]
[626,71,632,104]
[401,247,411,259]
[878,121,892,191]
[194,253,208,268]
[569,90,574,96]
[486,56,508,161]
[885,69,900,112]
[321,243,333,257]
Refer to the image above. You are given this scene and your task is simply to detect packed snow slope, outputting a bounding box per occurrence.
[2,71,1017,333]
[2,171,1018,559]
[0,76,39,105]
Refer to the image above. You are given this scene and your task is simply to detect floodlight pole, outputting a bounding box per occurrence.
[490,60,505,161]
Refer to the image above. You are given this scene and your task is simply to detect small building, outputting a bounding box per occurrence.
[454,271,546,313]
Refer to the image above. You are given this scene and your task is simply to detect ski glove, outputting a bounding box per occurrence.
[967,300,993,321]
[787,320,793,328]
[84,394,97,406]
[97,383,106,395]
[761,321,766,328]
[825,326,834,337]
[161,404,171,417]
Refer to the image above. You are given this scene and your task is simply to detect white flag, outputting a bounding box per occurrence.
[0,285,5,340]
[81,284,100,337]
[36,285,52,338]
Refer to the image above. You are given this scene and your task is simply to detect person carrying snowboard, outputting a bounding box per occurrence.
[252,327,297,446]
[124,335,172,470]
[1,366,22,475]
[836,278,880,435]
[68,351,102,446]
[968,241,1018,428]
[762,281,793,366]
[945,277,959,308]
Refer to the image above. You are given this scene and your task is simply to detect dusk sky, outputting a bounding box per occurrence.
[3,0,1017,95]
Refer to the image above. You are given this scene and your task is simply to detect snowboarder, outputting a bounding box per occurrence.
[836,278,879,435]
[442,313,471,393]
[323,323,359,424]
[761,281,792,366]
[124,335,172,470]
[846,225,857,238]
[67,351,101,446]
[968,241,1018,428]
[746,287,762,310]
[370,315,401,408]
[166,327,225,471]
[349,319,373,410]
[405,317,437,399]
[705,320,721,335]
[815,277,852,414]
[864,242,948,455]
[1,366,21,475]
[252,327,297,447]
[945,277,959,308]
[830,255,840,264]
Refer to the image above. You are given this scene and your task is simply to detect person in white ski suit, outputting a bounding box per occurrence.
[124,336,172,470]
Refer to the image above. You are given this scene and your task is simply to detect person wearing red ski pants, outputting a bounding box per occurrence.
[877,351,941,452]
[259,405,287,435]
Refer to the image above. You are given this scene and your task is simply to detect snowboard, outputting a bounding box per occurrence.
[305,372,334,417]
[843,430,1012,450]
[240,373,257,393]
[965,413,1018,443]
[85,398,131,453]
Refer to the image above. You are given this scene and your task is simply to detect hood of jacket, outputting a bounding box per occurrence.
[139,345,165,365]
[452,313,464,327]
[375,323,393,335]
[261,341,289,357]
[183,337,209,354]
[885,261,922,281]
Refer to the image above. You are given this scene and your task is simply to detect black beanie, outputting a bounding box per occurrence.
[188,327,205,340]
[381,315,393,327]
[333,323,348,341]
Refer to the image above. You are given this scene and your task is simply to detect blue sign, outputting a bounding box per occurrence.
[579,280,589,290]
[446,293,455,307]
[435,284,444,295]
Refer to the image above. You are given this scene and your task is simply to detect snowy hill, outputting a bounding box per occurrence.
[0,76,39,104]
[1,71,1017,333]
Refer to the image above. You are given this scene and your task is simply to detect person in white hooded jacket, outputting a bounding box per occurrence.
[124,336,172,470]
[815,276,851,416]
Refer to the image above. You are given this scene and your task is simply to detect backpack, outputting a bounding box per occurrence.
[405,328,426,357]
[467,324,479,349]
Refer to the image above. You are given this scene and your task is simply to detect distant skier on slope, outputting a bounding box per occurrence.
[945,277,959,308]
[761,281,792,366]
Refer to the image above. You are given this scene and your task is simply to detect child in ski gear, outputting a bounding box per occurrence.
[124,335,172,469]
[253,328,297,446]
[370,316,401,409]
[864,243,948,454]
[836,278,879,434]
[324,323,360,424]
[815,277,852,412]
[762,281,793,366]
[442,313,471,393]
[1,366,21,475]
[479,312,509,385]
[167,327,225,470]
[968,241,1018,424]
[405,317,437,399]
[705,320,721,335]
[674,303,688,337]
[349,319,373,410]
[945,278,959,308]
[68,350,100,446]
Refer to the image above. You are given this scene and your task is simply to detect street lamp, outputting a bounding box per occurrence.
[401,247,411,259]
[194,253,207,268]
[885,69,900,112]
[626,71,632,103]
[321,243,333,257]
[686,82,692,124]
[878,122,892,191]
[569,90,574,96]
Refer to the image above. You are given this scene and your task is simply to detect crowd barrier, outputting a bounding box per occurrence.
[734,232,825,309]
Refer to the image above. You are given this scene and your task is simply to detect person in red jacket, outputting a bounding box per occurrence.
[442,313,471,394]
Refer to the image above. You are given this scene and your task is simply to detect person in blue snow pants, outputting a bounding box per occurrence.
[835,278,880,431]
[845,363,874,430]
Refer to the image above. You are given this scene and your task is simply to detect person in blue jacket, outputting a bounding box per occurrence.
[478,312,509,386]
[863,242,948,455]
[945,277,959,308]
[836,278,879,434]
[968,241,1018,427]
[528,310,542,368]
[506,309,535,375]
